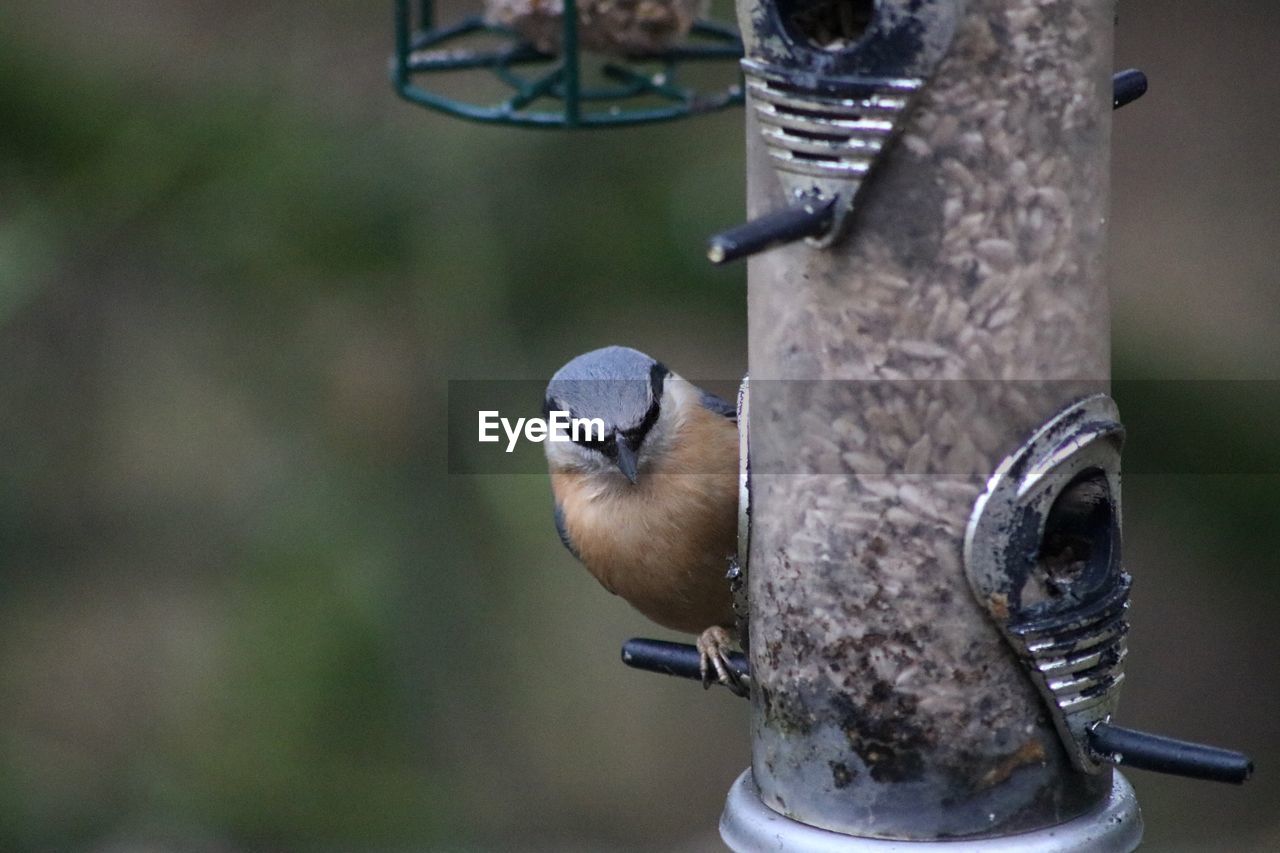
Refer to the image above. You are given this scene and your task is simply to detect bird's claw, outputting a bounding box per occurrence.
[697,626,748,697]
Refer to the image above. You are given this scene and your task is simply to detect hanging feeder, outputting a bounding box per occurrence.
[392,0,746,128]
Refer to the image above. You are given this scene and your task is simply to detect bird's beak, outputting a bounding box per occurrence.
[614,432,640,484]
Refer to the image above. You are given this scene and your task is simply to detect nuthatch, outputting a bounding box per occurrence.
[485,0,708,58]
[544,346,744,693]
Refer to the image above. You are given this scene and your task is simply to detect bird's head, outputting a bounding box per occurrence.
[544,346,672,484]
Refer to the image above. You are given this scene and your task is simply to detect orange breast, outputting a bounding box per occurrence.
[551,404,739,634]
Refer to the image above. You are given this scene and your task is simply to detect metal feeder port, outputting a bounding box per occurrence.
[966,395,1253,785]
[707,0,962,262]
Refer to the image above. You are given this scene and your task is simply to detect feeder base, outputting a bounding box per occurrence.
[719,769,1142,852]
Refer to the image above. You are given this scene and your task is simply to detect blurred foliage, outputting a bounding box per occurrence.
[0,1,1277,851]
[0,2,746,849]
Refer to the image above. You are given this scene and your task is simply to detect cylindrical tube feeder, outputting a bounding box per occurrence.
[609,0,1248,842]
[734,0,1127,845]
[381,0,1247,843]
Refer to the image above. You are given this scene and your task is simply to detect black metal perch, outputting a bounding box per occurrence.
[621,636,1252,785]
[707,68,1151,264]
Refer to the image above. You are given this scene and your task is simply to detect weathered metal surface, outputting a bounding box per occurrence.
[964,395,1129,775]
[722,769,1142,851]
[737,0,963,246]
[734,378,753,652]
[742,0,1116,839]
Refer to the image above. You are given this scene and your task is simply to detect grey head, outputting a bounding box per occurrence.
[544,346,670,484]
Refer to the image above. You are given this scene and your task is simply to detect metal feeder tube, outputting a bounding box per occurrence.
[730,0,1130,845]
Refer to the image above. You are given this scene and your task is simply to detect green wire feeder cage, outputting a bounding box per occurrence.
[392,0,745,127]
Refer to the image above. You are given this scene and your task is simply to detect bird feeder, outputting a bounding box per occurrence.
[716,0,1249,848]
[394,0,1253,848]
[392,0,745,127]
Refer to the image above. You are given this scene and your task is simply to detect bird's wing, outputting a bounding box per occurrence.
[553,502,581,560]
[699,388,738,423]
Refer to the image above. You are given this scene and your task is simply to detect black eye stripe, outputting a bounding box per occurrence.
[649,362,669,401]
[624,399,661,443]
[576,433,616,456]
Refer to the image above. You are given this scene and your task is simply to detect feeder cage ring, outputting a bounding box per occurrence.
[392,0,745,127]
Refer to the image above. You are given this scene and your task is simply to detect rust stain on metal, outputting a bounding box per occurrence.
[980,740,1049,789]
[832,683,935,783]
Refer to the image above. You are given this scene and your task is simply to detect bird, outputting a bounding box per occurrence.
[543,346,745,694]
[485,0,709,58]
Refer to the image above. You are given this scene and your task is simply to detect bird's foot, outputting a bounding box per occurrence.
[697,626,748,697]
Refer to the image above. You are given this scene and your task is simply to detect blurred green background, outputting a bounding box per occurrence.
[1,1,1277,850]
